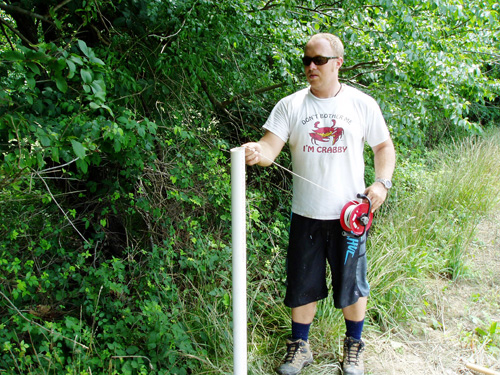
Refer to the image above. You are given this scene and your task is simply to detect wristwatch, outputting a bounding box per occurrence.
[375,178,392,190]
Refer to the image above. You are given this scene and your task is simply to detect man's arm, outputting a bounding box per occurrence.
[364,138,396,212]
[242,131,286,167]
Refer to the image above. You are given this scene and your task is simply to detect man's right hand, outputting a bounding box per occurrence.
[240,131,286,167]
[242,142,262,166]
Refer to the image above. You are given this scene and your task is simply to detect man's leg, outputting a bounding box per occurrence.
[276,302,317,375]
[292,301,317,324]
[278,214,326,374]
[342,297,367,375]
[291,302,316,341]
[342,296,367,322]
[327,219,369,375]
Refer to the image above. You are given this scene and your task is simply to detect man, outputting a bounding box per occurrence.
[243,33,395,375]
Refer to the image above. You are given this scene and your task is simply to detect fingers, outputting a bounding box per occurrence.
[246,150,260,165]
[242,143,261,166]
[363,184,388,213]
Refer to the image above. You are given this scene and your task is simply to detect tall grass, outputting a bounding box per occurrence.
[367,130,500,329]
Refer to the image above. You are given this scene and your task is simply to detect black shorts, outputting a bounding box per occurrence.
[284,213,370,309]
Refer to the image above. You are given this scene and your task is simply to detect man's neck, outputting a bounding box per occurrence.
[310,82,342,99]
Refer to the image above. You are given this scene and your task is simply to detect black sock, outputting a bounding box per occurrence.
[345,319,364,340]
[291,320,311,341]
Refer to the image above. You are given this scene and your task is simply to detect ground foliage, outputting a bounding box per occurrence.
[0,0,499,373]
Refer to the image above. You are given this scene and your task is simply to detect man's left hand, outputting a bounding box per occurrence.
[363,183,388,213]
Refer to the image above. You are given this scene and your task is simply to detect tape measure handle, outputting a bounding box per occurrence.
[355,193,372,237]
[356,193,372,213]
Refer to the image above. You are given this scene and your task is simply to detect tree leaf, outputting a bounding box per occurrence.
[26,62,40,75]
[26,76,36,89]
[69,55,84,66]
[66,59,76,78]
[76,158,88,173]
[94,91,106,102]
[100,104,114,116]
[80,68,93,84]
[51,146,60,162]
[55,76,68,93]
[90,56,105,66]
[489,321,497,336]
[39,135,51,147]
[90,80,104,94]
[2,50,24,61]
[71,140,86,159]
[77,40,90,57]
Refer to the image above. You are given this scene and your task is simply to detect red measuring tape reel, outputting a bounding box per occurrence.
[340,194,373,237]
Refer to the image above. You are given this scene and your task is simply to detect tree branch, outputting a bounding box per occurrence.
[342,78,368,89]
[463,50,500,62]
[347,65,386,81]
[0,2,54,25]
[198,78,241,124]
[199,79,224,111]
[0,21,14,50]
[258,1,342,13]
[53,0,74,13]
[341,60,379,72]
[155,1,198,53]
[0,17,38,49]
[33,167,90,246]
[90,24,111,46]
[294,5,338,16]
[259,0,280,11]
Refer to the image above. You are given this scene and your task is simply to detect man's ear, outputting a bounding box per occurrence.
[336,56,344,69]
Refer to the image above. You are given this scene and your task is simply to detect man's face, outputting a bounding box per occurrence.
[304,38,343,96]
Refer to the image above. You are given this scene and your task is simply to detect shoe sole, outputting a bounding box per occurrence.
[276,357,313,375]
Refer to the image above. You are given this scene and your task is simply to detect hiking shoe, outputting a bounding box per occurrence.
[276,338,313,375]
[342,336,365,375]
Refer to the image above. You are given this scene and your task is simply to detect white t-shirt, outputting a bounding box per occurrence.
[263,85,390,220]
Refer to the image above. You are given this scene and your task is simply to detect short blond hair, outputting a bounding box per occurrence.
[306,33,344,57]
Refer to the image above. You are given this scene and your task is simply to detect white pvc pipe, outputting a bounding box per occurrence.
[231,147,247,374]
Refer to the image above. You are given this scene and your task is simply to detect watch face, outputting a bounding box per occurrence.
[377,179,391,189]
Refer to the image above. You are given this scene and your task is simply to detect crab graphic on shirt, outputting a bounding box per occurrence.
[309,119,344,145]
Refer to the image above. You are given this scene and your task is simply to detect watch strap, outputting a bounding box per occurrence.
[375,178,392,189]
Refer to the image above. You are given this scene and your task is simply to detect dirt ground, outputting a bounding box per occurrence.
[365,215,500,375]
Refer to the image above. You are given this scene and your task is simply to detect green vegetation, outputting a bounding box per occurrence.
[1,0,499,374]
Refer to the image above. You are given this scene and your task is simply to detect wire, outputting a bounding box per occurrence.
[241,146,339,196]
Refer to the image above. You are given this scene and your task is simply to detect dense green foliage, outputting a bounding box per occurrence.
[0,0,499,373]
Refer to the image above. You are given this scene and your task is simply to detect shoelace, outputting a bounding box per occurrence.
[284,341,301,363]
[345,341,362,364]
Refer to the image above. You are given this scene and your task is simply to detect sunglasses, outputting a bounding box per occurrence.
[302,55,339,66]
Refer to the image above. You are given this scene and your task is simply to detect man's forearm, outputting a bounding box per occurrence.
[242,131,286,167]
[373,140,396,180]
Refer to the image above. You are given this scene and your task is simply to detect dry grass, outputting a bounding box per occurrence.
[365,210,500,375]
